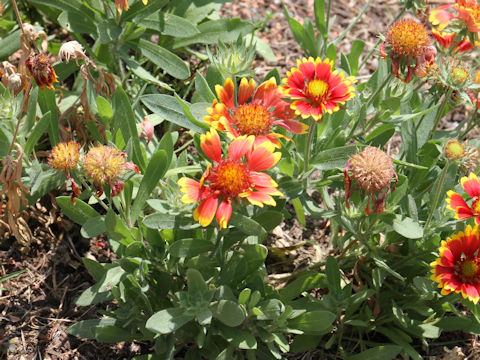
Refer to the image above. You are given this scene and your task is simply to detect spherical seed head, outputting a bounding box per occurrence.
[83,145,126,185]
[48,141,81,172]
[385,19,431,58]
[349,147,394,193]
[445,140,466,160]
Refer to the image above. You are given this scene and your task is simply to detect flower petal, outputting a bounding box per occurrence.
[238,78,255,105]
[247,142,281,171]
[178,177,209,203]
[200,128,222,163]
[461,173,480,199]
[228,135,254,161]
[193,194,218,227]
[216,199,232,230]
[241,190,276,207]
[215,78,235,109]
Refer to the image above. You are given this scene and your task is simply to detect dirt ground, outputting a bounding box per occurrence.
[0,1,477,359]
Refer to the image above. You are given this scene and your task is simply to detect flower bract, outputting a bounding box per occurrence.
[178,128,282,229]
[281,57,356,121]
[204,77,307,147]
[446,172,480,224]
[431,225,480,304]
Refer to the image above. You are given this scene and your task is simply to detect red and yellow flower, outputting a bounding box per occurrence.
[456,0,480,32]
[204,78,308,147]
[381,19,437,83]
[431,225,480,304]
[430,4,477,52]
[446,172,480,224]
[178,128,282,229]
[281,57,356,121]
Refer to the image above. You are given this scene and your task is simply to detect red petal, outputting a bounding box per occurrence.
[461,173,480,198]
[200,128,222,163]
[228,135,254,161]
[238,78,255,105]
[193,194,218,227]
[247,142,281,171]
[215,78,235,109]
[216,199,232,230]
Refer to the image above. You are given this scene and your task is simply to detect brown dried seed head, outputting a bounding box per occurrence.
[349,146,394,193]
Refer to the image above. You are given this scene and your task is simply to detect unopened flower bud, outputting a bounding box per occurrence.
[7,73,22,92]
[445,140,466,160]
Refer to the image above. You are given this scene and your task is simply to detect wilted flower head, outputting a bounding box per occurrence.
[281,57,356,121]
[83,145,139,197]
[431,225,480,303]
[204,77,307,147]
[59,41,87,65]
[25,53,58,90]
[445,140,467,160]
[48,141,81,173]
[381,19,436,82]
[344,146,397,214]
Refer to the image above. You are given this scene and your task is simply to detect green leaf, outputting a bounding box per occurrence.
[24,111,51,157]
[130,150,168,221]
[121,0,169,22]
[173,18,255,48]
[67,318,117,339]
[314,0,326,33]
[346,345,402,360]
[143,213,198,230]
[252,211,283,232]
[229,213,267,239]
[80,216,107,238]
[347,39,365,76]
[217,323,257,349]
[37,89,60,146]
[137,39,190,80]
[168,239,214,257]
[140,12,199,37]
[56,196,99,225]
[95,326,142,343]
[312,145,364,170]
[280,271,327,301]
[23,86,38,133]
[392,216,423,239]
[187,268,214,307]
[113,86,146,171]
[212,300,245,327]
[122,55,174,91]
[146,308,194,334]
[96,96,113,124]
[141,94,206,133]
[105,209,134,245]
[288,311,336,335]
[292,198,306,228]
[373,257,406,281]
[365,123,395,147]
[0,29,21,60]
[194,71,216,103]
[326,256,341,294]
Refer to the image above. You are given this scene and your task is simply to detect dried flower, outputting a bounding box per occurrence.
[281,57,356,121]
[59,41,87,65]
[25,53,58,90]
[83,145,139,197]
[431,225,480,303]
[344,147,397,214]
[381,19,436,82]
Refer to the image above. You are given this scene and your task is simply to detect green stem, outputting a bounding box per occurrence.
[348,74,393,138]
[303,119,316,181]
[80,178,110,211]
[424,160,450,231]
[428,87,454,140]
[322,0,332,55]
[459,108,479,139]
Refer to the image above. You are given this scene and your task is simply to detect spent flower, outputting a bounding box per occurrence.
[344,147,397,214]
[381,19,437,82]
[59,41,87,65]
[178,128,282,229]
[25,53,58,90]
[281,57,356,121]
[48,141,82,203]
[204,77,308,147]
[431,225,480,303]
[83,145,139,197]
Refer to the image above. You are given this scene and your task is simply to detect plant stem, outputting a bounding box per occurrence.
[303,119,316,181]
[80,178,110,211]
[348,73,393,138]
[459,108,479,139]
[428,87,454,140]
[322,0,332,55]
[11,0,27,40]
[424,160,450,231]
